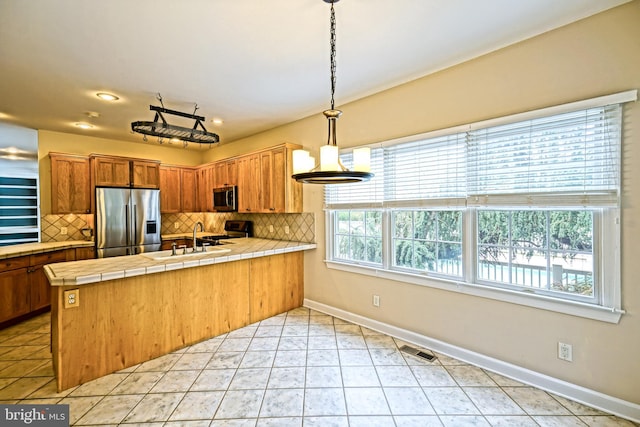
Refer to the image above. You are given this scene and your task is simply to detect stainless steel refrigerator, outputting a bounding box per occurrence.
[95,187,161,258]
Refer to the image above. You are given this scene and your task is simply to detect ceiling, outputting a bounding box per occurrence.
[0,0,630,149]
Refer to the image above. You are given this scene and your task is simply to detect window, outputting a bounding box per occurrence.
[477,209,594,302]
[0,176,40,246]
[392,210,462,277]
[325,90,636,322]
[334,210,382,265]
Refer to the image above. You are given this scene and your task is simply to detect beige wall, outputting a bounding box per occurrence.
[232,2,640,404]
[38,130,204,214]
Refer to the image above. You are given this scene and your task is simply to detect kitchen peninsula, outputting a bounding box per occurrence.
[45,238,315,391]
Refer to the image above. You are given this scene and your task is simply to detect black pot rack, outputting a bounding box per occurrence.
[131,105,219,145]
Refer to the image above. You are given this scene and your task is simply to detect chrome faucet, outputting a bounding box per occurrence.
[193,221,204,252]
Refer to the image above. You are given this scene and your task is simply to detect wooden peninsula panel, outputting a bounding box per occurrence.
[249,252,303,323]
[52,260,250,391]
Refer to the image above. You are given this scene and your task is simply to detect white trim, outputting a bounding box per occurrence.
[304,298,640,424]
[325,260,623,324]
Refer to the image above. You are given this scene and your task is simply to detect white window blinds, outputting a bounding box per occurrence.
[324,91,634,209]
[385,133,466,207]
[467,105,621,207]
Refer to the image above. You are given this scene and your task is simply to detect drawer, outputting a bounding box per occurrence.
[31,250,70,266]
[0,256,30,271]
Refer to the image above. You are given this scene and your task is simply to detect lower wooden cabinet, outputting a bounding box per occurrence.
[0,248,78,326]
[75,247,96,260]
[0,266,31,323]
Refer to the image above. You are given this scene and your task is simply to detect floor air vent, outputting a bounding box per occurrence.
[400,345,437,362]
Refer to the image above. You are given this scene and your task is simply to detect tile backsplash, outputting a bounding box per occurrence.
[162,212,316,243]
[42,212,315,244]
[41,214,94,242]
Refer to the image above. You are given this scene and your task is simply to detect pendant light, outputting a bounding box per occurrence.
[292,0,374,184]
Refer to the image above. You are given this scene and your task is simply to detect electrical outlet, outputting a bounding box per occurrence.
[269,225,274,233]
[373,295,380,307]
[60,227,68,235]
[174,222,179,230]
[64,289,80,308]
[558,342,573,362]
[284,225,290,234]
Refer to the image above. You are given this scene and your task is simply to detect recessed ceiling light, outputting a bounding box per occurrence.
[211,118,223,126]
[96,92,119,101]
[85,111,101,118]
[75,122,94,129]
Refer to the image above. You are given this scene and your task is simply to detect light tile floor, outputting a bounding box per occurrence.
[0,307,637,426]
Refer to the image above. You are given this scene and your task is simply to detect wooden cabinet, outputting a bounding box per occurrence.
[131,160,160,188]
[0,249,76,326]
[237,153,261,212]
[196,164,215,212]
[238,144,302,213]
[159,166,181,213]
[0,257,30,324]
[214,159,237,188]
[75,247,95,261]
[264,145,302,213]
[181,168,197,212]
[160,166,197,213]
[91,155,159,188]
[50,153,91,214]
[91,155,130,187]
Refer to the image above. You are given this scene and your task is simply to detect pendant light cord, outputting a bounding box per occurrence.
[329,1,337,110]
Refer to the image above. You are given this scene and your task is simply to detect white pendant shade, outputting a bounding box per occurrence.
[293,149,310,175]
[320,145,340,171]
[353,147,371,172]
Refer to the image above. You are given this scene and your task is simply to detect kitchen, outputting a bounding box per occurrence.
[1,0,640,425]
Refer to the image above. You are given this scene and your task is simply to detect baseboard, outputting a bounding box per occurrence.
[304,298,640,423]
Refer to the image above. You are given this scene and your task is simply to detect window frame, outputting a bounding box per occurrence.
[324,91,636,324]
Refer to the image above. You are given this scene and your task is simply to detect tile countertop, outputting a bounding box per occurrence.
[44,238,316,287]
[0,240,94,260]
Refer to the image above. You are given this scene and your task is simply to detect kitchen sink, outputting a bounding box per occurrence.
[140,247,231,261]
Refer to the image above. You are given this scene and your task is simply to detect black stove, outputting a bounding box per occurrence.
[198,220,252,245]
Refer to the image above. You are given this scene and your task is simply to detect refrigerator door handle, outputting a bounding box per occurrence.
[125,204,130,247]
[133,204,138,249]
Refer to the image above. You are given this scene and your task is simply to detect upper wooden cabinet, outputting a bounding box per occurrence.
[196,164,215,212]
[237,153,261,213]
[214,159,238,188]
[90,155,159,189]
[131,160,160,188]
[159,166,197,213]
[50,153,91,214]
[91,155,130,187]
[181,168,197,212]
[239,144,302,213]
[159,166,181,213]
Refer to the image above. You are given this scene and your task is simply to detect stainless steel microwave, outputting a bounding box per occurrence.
[213,186,237,212]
